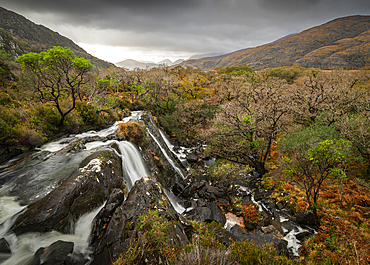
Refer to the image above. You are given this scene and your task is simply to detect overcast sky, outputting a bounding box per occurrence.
[1,0,370,63]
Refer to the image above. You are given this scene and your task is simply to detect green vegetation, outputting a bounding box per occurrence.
[1,43,370,264]
[16,46,94,127]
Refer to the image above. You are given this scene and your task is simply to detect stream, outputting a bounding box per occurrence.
[0,111,186,264]
[0,111,313,264]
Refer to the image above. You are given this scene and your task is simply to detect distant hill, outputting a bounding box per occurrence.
[0,6,114,70]
[116,58,184,70]
[115,59,158,70]
[181,15,370,70]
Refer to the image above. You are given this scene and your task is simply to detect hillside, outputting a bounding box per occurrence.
[0,6,114,70]
[181,15,370,70]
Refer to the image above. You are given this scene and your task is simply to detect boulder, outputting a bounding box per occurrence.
[185,202,226,226]
[296,211,317,226]
[275,239,289,256]
[28,240,74,265]
[10,148,123,235]
[186,153,198,163]
[230,224,249,241]
[296,230,314,241]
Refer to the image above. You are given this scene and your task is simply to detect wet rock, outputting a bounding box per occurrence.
[261,224,278,234]
[172,182,186,196]
[90,188,125,248]
[28,240,74,265]
[281,221,295,234]
[296,211,317,226]
[90,177,190,265]
[0,145,29,165]
[0,238,11,253]
[10,148,123,235]
[140,112,185,190]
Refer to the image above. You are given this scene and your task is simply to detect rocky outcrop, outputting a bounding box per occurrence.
[139,112,185,190]
[10,148,123,235]
[90,176,190,265]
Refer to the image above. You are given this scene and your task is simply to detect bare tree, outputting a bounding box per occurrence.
[207,77,291,175]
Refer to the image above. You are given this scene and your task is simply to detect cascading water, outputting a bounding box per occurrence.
[0,109,309,263]
[0,204,104,265]
[0,111,155,264]
[237,185,315,256]
[147,130,185,179]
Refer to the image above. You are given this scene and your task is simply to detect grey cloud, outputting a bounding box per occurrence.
[2,0,370,57]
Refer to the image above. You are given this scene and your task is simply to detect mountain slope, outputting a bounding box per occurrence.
[0,6,114,70]
[181,15,370,70]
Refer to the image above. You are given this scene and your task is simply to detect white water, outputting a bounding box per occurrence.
[0,197,26,226]
[84,139,150,190]
[159,129,191,170]
[163,188,185,214]
[147,130,185,179]
[0,204,104,265]
[0,111,189,263]
[117,141,150,190]
[237,185,312,256]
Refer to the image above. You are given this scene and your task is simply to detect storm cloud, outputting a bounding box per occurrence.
[1,0,370,62]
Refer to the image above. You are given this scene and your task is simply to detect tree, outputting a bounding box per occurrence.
[290,71,366,126]
[16,46,93,127]
[281,129,351,225]
[207,77,291,175]
[340,114,370,177]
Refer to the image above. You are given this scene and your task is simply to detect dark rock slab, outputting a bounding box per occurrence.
[10,148,123,235]
[185,202,226,226]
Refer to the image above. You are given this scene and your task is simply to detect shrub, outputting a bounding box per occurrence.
[75,101,97,124]
[231,240,299,265]
[118,121,146,145]
[113,210,180,265]
[31,103,60,135]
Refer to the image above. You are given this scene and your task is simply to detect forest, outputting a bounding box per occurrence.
[1,47,370,264]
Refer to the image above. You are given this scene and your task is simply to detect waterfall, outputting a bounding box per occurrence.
[0,111,152,264]
[117,141,150,190]
[0,111,198,264]
[147,130,185,179]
